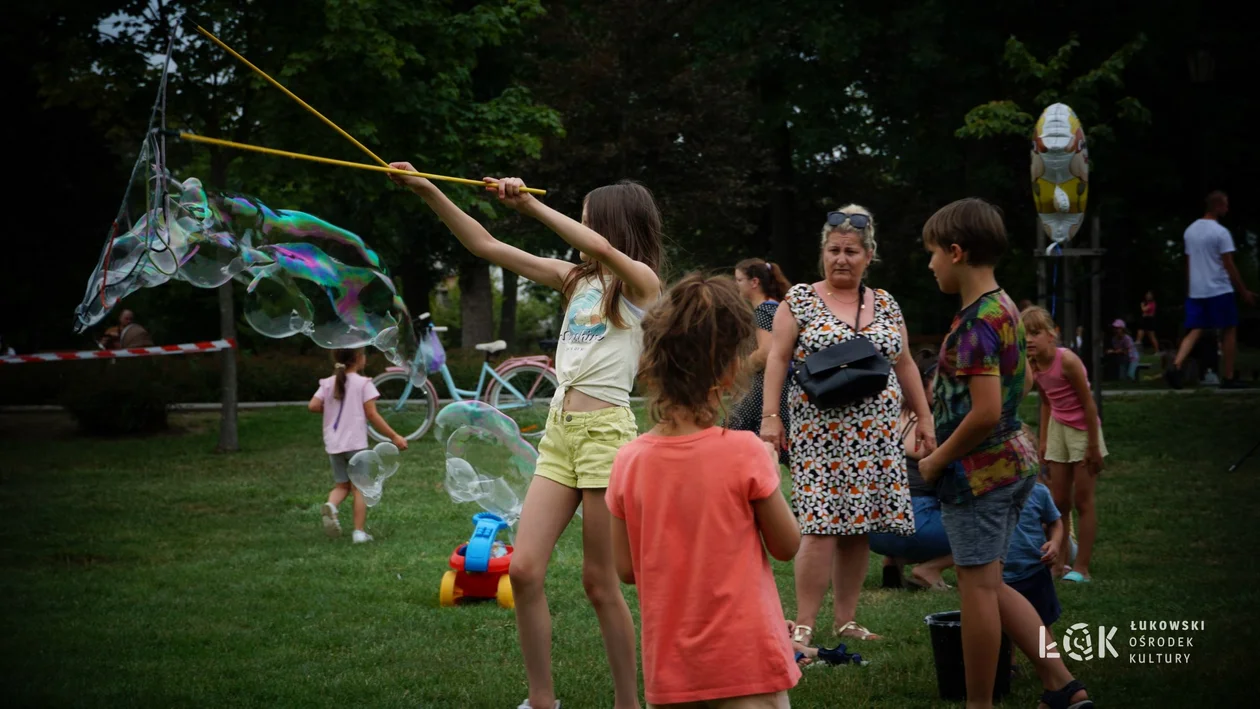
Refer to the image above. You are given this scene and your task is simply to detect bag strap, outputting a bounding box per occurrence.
[899,414,918,444]
[854,283,865,332]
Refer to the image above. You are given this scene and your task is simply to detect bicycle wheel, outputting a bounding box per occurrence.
[370,372,438,442]
[485,364,558,439]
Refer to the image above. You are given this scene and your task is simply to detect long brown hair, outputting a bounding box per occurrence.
[639,274,756,427]
[560,181,665,329]
[735,258,792,302]
[332,348,363,400]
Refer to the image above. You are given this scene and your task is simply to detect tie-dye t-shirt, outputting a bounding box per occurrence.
[933,290,1037,501]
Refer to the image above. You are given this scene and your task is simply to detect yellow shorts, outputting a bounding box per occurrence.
[534,406,638,489]
[1044,418,1108,464]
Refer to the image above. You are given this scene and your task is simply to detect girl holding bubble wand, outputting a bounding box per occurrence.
[390,166,662,709]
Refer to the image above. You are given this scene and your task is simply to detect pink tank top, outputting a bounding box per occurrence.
[1032,348,1092,430]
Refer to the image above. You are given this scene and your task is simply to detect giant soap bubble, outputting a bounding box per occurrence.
[74,133,417,369]
[348,442,401,507]
[435,401,542,531]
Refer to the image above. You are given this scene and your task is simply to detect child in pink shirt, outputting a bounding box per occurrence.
[1021,308,1106,583]
[308,348,408,543]
[607,274,802,708]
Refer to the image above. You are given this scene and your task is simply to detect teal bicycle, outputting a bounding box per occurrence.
[368,313,559,442]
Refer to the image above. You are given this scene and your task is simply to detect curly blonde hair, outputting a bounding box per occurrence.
[639,273,757,427]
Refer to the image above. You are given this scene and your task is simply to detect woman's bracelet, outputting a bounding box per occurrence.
[761,413,779,420]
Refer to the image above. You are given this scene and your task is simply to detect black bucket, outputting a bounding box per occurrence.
[924,611,1012,702]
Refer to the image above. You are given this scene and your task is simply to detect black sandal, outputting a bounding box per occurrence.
[1040,679,1094,709]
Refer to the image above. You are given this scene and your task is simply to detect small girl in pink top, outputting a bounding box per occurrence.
[1021,308,1106,583]
[308,348,409,543]
[607,274,801,708]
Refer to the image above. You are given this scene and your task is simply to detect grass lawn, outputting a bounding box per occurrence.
[1,395,1257,707]
[1099,344,1260,390]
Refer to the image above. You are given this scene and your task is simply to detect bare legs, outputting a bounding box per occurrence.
[792,534,836,636]
[327,481,350,507]
[1049,461,1096,579]
[955,562,1089,709]
[907,553,955,587]
[580,489,640,709]
[510,478,582,709]
[1070,465,1097,579]
[325,482,365,532]
[508,478,640,709]
[830,535,874,633]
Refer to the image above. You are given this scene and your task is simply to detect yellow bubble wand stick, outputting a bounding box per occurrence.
[190,23,546,195]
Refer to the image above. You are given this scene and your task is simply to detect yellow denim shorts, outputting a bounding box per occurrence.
[534,406,638,489]
[1044,418,1108,463]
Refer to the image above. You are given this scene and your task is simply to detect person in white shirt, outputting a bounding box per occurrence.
[1166,191,1256,389]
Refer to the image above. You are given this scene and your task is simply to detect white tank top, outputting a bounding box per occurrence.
[552,276,646,409]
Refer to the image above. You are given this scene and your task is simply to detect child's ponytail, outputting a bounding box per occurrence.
[332,348,361,400]
[639,274,756,426]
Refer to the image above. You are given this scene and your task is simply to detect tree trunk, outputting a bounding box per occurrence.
[459,263,495,348]
[500,268,518,348]
[211,150,238,452]
[768,119,798,280]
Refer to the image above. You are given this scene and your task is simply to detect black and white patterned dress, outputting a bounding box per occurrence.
[785,284,914,536]
[729,301,791,463]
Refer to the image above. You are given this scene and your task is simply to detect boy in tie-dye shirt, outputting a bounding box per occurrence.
[917,198,1094,709]
[933,290,1037,502]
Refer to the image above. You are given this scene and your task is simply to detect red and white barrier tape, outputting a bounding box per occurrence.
[0,339,236,365]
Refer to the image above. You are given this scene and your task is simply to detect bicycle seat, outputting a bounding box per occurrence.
[474,340,508,354]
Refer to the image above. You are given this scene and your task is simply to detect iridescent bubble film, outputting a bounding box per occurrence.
[74,135,416,368]
[435,401,542,529]
[348,442,401,507]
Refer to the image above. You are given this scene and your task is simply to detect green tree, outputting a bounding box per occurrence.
[956,33,1150,141]
[33,0,560,440]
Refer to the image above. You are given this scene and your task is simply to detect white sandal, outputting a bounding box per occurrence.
[837,620,882,641]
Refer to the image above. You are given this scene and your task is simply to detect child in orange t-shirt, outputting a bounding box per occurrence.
[607,274,802,708]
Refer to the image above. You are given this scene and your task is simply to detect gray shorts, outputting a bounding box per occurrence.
[329,451,360,484]
[940,476,1036,567]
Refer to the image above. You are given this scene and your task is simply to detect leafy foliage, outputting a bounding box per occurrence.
[957,33,1151,141]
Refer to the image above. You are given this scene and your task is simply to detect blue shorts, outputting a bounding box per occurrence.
[870,496,951,562]
[1184,292,1239,330]
[1006,566,1061,627]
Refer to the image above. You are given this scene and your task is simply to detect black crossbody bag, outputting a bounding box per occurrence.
[792,284,892,409]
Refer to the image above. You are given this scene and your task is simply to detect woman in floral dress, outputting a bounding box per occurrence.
[760,205,935,650]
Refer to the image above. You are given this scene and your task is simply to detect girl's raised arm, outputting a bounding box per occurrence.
[488,177,660,306]
[389,165,573,292]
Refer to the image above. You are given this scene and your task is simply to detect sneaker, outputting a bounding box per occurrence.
[352,530,373,544]
[516,701,561,709]
[321,502,341,537]
[1164,367,1184,390]
[1221,378,1249,390]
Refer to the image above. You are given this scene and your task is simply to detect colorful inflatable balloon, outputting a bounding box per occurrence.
[1031,103,1089,251]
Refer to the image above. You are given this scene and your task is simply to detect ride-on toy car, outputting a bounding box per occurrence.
[440,512,514,609]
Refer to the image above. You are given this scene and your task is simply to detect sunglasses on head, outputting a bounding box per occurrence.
[826,211,871,230]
